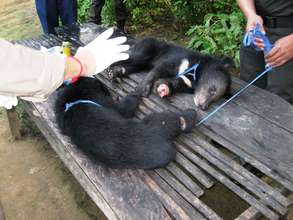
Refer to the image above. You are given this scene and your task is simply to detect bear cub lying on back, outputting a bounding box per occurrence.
[54,77,197,169]
[109,37,233,110]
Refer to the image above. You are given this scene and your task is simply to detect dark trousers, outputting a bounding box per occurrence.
[35,0,77,34]
[88,0,128,28]
[240,27,293,104]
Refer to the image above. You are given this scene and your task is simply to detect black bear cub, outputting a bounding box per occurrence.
[55,77,197,169]
[109,37,232,110]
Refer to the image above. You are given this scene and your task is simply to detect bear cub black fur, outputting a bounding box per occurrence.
[54,77,197,169]
[109,37,232,110]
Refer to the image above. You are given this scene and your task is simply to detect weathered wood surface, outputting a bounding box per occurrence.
[5,108,21,139]
[235,187,291,220]
[125,71,293,186]
[17,34,221,220]
[22,98,172,220]
[97,73,289,219]
[16,26,293,219]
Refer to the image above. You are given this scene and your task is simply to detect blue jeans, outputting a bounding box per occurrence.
[35,0,77,34]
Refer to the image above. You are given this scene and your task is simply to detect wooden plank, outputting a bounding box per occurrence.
[22,98,172,220]
[168,93,293,187]
[190,134,291,208]
[198,126,293,193]
[102,74,290,205]
[236,188,291,220]
[179,135,287,215]
[144,171,206,220]
[176,142,279,220]
[5,108,21,140]
[166,162,204,197]
[112,72,293,192]
[175,153,214,189]
[231,77,293,134]
[235,209,262,220]
[98,73,290,215]
[139,171,194,220]
[155,168,222,220]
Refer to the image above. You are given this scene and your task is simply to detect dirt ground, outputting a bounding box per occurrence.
[0,111,105,220]
[0,0,105,219]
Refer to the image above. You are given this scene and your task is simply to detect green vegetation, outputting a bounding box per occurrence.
[77,0,245,67]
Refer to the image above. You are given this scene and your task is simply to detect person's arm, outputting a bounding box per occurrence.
[236,0,265,32]
[0,39,66,101]
[0,28,129,102]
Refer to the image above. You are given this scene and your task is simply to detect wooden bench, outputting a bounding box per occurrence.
[15,28,292,220]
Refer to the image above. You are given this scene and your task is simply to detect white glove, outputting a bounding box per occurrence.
[75,28,130,75]
[0,96,18,109]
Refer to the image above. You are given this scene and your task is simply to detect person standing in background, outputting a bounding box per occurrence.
[237,0,293,104]
[88,0,128,32]
[35,0,77,34]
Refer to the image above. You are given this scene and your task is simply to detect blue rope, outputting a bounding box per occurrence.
[243,23,273,55]
[65,100,102,112]
[176,63,199,81]
[196,66,273,126]
[196,23,274,126]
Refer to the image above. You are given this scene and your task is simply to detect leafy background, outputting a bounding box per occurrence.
[77,0,245,67]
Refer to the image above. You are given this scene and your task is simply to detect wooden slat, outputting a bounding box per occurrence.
[198,125,293,193]
[144,171,206,220]
[176,142,279,220]
[23,98,172,220]
[102,73,290,207]
[235,209,262,220]
[231,77,293,134]
[115,71,293,192]
[190,134,290,207]
[171,93,293,185]
[175,153,214,189]
[179,135,287,215]
[166,162,204,196]
[155,168,221,220]
[236,188,291,220]
[156,167,204,198]
[98,73,287,218]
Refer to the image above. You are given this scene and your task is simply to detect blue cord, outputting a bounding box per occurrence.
[243,23,273,55]
[196,23,274,126]
[176,63,199,81]
[196,66,273,126]
[65,100,102,112]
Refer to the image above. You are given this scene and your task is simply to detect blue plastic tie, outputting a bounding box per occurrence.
[243,23,273,55]
[65,100,102,112]
[176,63,199,81]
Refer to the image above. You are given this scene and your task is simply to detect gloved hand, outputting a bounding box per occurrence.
[75,28,130,75]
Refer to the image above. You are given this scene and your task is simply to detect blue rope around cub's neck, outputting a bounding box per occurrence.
[196,23,274,126]
[65,100,102,112]
[176,63,199,81]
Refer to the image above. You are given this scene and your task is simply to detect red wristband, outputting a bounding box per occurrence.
[67,56,83,83]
